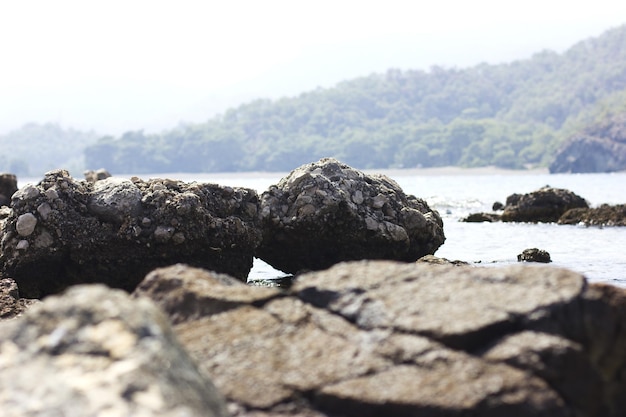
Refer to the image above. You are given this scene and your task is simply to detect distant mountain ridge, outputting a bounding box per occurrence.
[5,25,626,176]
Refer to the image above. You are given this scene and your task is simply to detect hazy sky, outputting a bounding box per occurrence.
[2,0,626,136]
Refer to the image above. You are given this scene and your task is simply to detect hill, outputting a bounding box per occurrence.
[0,123,98,177]
[50,25,626,173]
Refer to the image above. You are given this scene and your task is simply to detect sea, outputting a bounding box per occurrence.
[19,169,626,288]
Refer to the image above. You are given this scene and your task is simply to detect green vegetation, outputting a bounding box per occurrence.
[0,123,98,177]
[52,25,626,173]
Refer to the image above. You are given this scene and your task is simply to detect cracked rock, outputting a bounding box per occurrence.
[133,261,626,416]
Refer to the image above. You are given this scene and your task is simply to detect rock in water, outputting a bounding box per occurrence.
[0,169,261,298]
[0,284,227,417]
[256,158,445,274]
[517,248,552,263]
[501,185,589,223]
[134,261,626,416]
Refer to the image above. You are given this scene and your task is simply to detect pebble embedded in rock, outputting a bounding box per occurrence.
[16,213,37,236]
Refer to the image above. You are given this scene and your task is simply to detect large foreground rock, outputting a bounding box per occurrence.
[0,169,261,298]
[256,158,445,274]
[0,284,227,417]
[501,186,589,223]
[134,262,626,416]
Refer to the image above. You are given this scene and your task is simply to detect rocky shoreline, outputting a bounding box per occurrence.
[462,185,626,226]
[1,158,626,416]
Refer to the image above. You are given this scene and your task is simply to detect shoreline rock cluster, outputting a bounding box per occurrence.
[463,185,625,226]
[1,158,625,416]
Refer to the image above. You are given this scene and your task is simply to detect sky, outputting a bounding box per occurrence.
[1,0,626,136]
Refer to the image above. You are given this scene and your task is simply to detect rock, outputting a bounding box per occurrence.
[133,263,281,325]
[0,277,37,320]
[0,169,261,298]
[461,212,501,222]
[84,168,112,182]
[416,254,470,266]
[558,204,626,226]
[0,284,227,416]
[256,158,445,274]
[500,185,589,223]
[517,248,552,263]
[134,261,626,416]
[492,201,504,211]
[0,173,17,207]
[550,113,626,173]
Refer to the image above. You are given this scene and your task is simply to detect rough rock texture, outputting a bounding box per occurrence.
[134,262,626,416]
[517,248,552,263]
[550,113,626,173]
[0,173,17,207]
[0,169,261,298]
[500,186,589,223]
[558,204,626,226]
[0,277,37,320]
[256,158,445,274]
[0,284,227,417]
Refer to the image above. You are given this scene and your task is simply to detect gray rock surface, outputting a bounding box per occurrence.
[0,169,261,298]
[256,158,445,274]
[134,261,626,416]
[501,186,589,223]
[0,284,227,417]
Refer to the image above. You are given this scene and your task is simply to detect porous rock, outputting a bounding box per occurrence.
[134,261,626,416]
[256,158,445,274]
[0,169,261,298]
[501,186,589,223]
[0,284,227,417]
[517,248,552,263]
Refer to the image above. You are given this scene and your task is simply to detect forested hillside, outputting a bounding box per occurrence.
[81,24,626,173]
[0,123,98,176]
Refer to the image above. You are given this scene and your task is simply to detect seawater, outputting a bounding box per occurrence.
[19,171,626,287]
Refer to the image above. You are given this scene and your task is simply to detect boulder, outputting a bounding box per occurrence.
[256,158,445,274]
[517,248,552,263]
[0,284,227,417]
[500,186,589,223]
[559,204,626,226]
[134,262,626,416]
[550,113,626,173]
[0,173,17,207]
[0,169,261,298]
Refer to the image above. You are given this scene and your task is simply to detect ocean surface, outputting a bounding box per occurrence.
[20,170,626,288]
